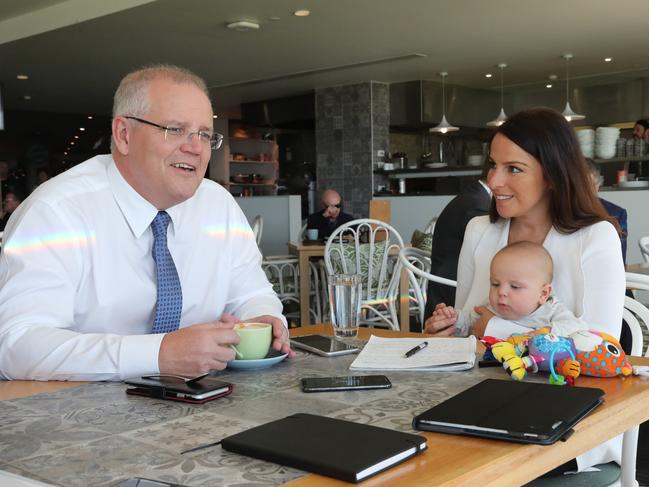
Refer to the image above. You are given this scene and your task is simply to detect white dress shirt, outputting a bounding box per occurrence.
[456,215,625,471]
[0,155,284,381]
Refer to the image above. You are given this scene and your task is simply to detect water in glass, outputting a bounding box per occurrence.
[328,274,362,338]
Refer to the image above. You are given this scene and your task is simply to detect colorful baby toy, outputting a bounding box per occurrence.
[482,328,632,385]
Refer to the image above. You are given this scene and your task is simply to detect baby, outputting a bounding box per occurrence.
[432,241,587,338]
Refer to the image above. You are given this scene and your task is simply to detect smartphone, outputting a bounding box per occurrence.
[290,335,359,357]
[124,376,233,403]
[112,478,187,487]
[301,375,392,392]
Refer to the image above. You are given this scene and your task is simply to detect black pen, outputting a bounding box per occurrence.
[404,341,428,358]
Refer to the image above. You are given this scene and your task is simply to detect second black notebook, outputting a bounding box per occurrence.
[221,413,427,483]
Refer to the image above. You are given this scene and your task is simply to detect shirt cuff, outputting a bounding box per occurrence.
[118,333,165,380]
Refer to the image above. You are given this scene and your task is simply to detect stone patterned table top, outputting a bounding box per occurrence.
[0,341,500,487]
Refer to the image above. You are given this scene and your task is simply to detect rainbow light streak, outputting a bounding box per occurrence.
[204,224,254,240]
[4,231,97,256]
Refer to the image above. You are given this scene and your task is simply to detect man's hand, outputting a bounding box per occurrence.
[322,206,338,220]
[471,306,495,338]
[244,314,296,358]
[423,303,458,336]
[158,321,239,377]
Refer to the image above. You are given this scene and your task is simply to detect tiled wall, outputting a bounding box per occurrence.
[315,82,389,218]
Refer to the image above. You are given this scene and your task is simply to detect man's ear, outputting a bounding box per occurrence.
[112,117,130,155]
[539,283,552,305]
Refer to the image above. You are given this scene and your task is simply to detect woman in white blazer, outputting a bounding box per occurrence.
[424,107,625,473]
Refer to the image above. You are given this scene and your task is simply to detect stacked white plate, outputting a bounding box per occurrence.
[576,129,595,158]
[595,127,620,159]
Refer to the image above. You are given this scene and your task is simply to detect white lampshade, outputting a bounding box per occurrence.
[487,63,508,127]
[430,72,459,134]
[430,114,459,134]
[562,101,585,122]
[562,54,585,122]
[487,108,508,127]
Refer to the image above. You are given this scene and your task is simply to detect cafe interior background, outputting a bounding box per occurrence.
[1,0,649,262]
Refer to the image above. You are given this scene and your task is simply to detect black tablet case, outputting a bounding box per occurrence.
[125,376,233,404]
[221,413,427,483]
[413,378,604,445]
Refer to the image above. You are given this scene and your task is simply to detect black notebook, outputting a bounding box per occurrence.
[221,413,427,483]
[413,379,604,445]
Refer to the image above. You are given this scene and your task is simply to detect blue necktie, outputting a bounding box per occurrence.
[151,211,183,333]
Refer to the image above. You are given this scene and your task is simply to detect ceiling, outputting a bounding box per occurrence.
[2,0,649,119]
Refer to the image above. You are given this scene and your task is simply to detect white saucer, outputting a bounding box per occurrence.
[424,162,448,169]
[227,349,288,370]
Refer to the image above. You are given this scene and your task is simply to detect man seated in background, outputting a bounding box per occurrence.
[586,158,628,263]
[0,189,23,231]
[0,64,291,382]
[424,167,491,320]
[633,119,649,139]
[306,189,354,240]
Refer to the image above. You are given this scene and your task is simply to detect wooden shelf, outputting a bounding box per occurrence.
[229,137,275,144]
[228,182,277,187]
[593,155,649,164]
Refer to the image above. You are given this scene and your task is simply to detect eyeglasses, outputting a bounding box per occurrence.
[324,203,341,208]
[124,116,223,150]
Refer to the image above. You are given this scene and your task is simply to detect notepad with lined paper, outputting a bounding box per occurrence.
[350,335,476,371]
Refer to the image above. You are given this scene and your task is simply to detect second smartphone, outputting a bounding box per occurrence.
[301,375,392,392]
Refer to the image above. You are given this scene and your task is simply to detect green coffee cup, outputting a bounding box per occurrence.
[232,322,272,360]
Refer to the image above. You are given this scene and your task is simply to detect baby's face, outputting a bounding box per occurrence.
[488,253,550,320]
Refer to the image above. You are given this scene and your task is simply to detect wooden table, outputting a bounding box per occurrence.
[287,326,649,487]
[3,325,648,487]
[287,242,410,330]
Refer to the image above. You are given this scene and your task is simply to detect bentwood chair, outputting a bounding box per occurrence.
[625,272,649,357]
[325,219,405,331]
[262,256,322,324]
[398,247,457,326]
[639,237,649,263]
[251,215,263,247]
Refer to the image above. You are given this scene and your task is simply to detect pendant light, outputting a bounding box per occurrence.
[430,72,459,134]
[561,54,585,121]
[487,63,508,127]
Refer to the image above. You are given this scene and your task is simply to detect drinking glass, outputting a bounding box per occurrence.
[328,274,362,338]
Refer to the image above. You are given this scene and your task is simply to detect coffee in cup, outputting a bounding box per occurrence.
[232,322,272,360]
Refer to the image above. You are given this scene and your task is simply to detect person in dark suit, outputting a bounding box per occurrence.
[306,189,354,240]
[586,158,628,263]
[424,167,491,319]
[0,189,23,231]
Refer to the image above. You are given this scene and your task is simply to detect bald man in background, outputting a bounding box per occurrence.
[306,189,354,239]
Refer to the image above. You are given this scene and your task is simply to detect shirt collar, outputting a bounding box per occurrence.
[107,159,163,238]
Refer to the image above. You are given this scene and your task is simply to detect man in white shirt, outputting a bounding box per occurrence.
[0,65,292,381]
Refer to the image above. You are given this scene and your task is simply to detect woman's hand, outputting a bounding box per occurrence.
[423,303,458,336]
[471,306,495,338]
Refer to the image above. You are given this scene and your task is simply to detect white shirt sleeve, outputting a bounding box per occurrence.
[0,200,163,381]
[576,221,625,337]
[455,216,485,310]
[222,202,287,327]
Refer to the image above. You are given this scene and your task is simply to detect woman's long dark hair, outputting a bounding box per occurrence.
[488,107,619,234]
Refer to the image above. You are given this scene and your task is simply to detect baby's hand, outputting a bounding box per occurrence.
[433,305,458,323]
